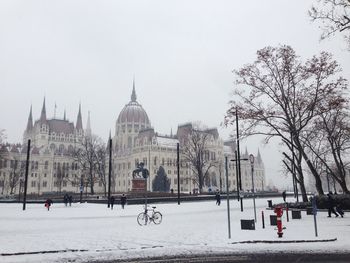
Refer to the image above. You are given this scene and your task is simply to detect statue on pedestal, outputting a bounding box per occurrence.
[132,162,149,179]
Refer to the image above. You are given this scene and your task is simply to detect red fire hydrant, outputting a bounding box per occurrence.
[274,206,284,238]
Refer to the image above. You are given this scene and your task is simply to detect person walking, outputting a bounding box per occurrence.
[63,194,68,207]
[45,198,53,211]
[327,192,339,217]
[215,190,221,206]
[68,195,73,206]
[282,191,286,202]
[110,196,115,210]
[120,193,127,209]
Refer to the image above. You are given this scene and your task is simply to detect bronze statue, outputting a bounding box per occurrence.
[132,162,149,179]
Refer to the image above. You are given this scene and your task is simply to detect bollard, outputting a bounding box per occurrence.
[262,211,265,229]
[274,206,284,238]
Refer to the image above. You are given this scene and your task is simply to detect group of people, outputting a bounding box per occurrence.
[63,194,73,207]
[109,193,127,210]
[327,192,345,218]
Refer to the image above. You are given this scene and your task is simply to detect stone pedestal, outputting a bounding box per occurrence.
[132,178,147,192]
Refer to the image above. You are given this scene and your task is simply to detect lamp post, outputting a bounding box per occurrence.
[230,154,248,212]
[225,156,231,239]
[249,154,257,223]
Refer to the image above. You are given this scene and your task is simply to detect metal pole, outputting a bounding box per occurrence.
[107,138,112,208]
[312,194,318,237]
[291,137,299,202]
[22,139,31,211]
[236,108,243,212]
[250,155,257,223]
[148,146,151,191]
[235,151,239,201]
[177,143,180,205]
[225,156,231,239]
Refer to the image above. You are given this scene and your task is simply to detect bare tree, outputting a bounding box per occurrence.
[73,134,105,195]
[181,124,218,194]
[95,143,107,196]
[225,46,347,200]
[8,157,24,195]
[309,0,350,48]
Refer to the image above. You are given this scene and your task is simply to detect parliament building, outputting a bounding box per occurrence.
[0,83,265,196]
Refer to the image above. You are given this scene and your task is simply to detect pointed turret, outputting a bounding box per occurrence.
[76,103,83,130]
[40,97,47,123]
[257,149,262,164]
[86,111,91,137]
[131,79,137,102]
[26,105,33,131]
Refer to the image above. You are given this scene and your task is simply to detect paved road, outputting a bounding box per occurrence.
[90,252,350,263]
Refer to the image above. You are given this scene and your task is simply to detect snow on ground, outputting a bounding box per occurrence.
[0,197,349,263]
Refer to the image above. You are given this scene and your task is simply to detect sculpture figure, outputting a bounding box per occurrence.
[132,162,149,179]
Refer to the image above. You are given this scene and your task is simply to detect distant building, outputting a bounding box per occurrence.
[0,83,265,196]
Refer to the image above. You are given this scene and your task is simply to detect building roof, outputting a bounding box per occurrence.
[116,87,150,126]
[47,119,75,134]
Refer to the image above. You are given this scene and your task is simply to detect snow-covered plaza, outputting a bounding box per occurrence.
[1,197,349,263]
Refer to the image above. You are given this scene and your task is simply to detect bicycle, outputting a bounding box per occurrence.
[137,205,162,226]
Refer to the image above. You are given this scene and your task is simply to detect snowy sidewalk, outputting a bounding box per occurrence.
[0,197,349,263]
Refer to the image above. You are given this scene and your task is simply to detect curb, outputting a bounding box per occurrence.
[231,238,337,244]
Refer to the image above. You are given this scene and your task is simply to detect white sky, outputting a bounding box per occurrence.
[1,0,350,188]
[1,199,349,263]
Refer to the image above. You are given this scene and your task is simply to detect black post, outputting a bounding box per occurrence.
[22,139,31,211]
[262,211,265,229]
[235,151,239,201]
[107,138,112,208]
[236,108,243,212]
[291,134,299,202]
[225,156,231,239]
[177,143,180,205]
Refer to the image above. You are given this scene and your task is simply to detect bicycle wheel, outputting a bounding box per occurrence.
[152,211,162,224]
[137,212,149,226]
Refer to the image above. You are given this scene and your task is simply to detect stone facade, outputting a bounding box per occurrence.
[0,84,266,196]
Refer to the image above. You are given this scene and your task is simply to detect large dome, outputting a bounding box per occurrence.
[116,86,150,126]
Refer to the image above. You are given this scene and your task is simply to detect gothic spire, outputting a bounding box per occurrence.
[76,103,83,130]
[40,97,47,123]
[257,148,262,163]
[26,105,33,131]
[63,109,66,121]
[86,111,91,137]
[131,79,137,102]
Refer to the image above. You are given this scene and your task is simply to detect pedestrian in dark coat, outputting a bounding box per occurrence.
[336,204,345,218]
[45,199,53,211]
[282,191,286,202]
[215,191,221,206]
[327,192,339,217]
[68,195,73,206]
[63,194,69,207]
[120,194,127,209]
[110,196,115,210]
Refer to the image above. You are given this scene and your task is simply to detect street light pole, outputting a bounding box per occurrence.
[225,156,231,239]
[249,154,257,223]
[230,155,248,211]
[235,108,243,212]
